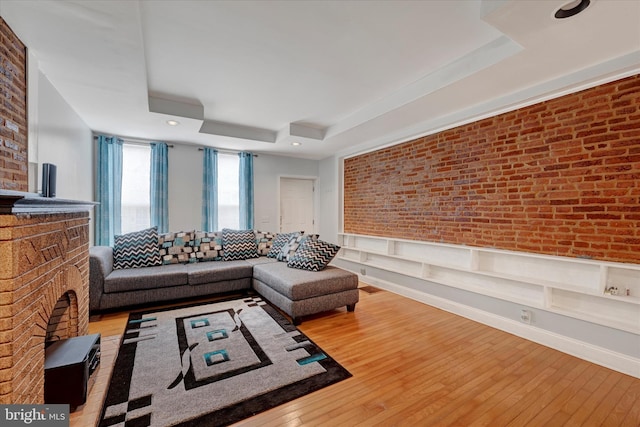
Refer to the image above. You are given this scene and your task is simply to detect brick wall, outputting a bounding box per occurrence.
[344,75,640,264]
[0,18,28,192]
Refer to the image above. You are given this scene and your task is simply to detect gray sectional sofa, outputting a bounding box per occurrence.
[89,232,359,325]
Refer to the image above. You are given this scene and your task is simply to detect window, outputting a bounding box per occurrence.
[217,153,239,229]
[121,143,151,233]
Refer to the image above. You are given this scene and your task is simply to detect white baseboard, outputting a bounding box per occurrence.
[359,275,640,379]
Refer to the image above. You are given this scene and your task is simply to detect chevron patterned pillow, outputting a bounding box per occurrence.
[113,226,163,269]
[276,234,318,262]
[287,238,340,272]
[222,228,259,261]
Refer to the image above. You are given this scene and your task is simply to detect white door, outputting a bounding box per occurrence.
[280,178,315,233]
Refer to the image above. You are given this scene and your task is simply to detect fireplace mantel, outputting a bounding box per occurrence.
[0,190,96,214]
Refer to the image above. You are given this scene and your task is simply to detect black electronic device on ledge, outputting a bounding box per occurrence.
[44,333,101,411]
[41,163,57,198]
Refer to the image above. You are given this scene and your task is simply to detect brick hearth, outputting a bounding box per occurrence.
[0,210,90,404]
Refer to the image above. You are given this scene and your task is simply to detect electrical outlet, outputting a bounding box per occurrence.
[520,309,531,324]
[360,268,366,276]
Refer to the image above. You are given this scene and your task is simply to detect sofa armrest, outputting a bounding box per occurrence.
[89,246,114,312]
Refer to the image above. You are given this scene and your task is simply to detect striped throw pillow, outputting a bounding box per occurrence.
[287,238,340,272]
[222,229,259,261]
[113,227,162,269]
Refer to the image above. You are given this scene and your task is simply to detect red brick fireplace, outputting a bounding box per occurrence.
[0,192,92,404]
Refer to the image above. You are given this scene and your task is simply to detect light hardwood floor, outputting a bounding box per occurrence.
[71,285,640,427]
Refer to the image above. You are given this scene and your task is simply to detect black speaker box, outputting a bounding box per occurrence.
[42,163,57,197]
[44,334,101,411]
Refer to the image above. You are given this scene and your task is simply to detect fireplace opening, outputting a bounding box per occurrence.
[45,291,79,348]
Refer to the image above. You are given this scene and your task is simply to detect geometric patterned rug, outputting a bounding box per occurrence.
[98,295,352,427]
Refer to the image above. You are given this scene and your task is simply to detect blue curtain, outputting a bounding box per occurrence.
[202,148,218,231]
[150,142,169,233]
[238,152,254,230]
[95,135,123,246]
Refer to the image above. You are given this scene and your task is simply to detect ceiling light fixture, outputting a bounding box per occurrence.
[554,0,590,19]
[166,119,180,126]
[291,141,301,146]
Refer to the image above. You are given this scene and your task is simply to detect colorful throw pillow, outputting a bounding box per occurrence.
[113,227,163,269]
[158,230,197,264]
[255,230,277,256]
[222,228,259,261]
[193,231,224,261]
[276,233,318,262]
[287,239,341,272]
[267,232,301,258]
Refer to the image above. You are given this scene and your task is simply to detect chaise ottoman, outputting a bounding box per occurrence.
[251,261,359,325]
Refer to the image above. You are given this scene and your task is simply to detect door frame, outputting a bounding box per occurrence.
[277,175,318,234]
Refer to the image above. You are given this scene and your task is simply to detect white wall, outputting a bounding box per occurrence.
[166,149,320,233]
[36,72,93,202]
[318,155,340,244]
[168,144,203,231]
[35,71,94,241]
[253,154,319,234]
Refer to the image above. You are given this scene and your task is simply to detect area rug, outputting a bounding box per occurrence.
[98,295,351,427]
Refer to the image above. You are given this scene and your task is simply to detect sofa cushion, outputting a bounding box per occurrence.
[287,239,340,271]
[244,257,279,266]
[186,260,254,285]
[113,227,163,269]
[222,229,259,261]
[104,264,188,293]
[159,230,197,264]
[193,231,223,261]
[252,262,358,300]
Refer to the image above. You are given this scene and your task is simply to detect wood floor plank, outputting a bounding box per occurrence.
[503,355,582,426]
[465,352,565,426]
[70,286,639,427]
[565,370,622,426]
[589,374,635,426]
[519,359,592,426]
[446,353,568,426]
[614,374,640,427]
[445,340,547,425]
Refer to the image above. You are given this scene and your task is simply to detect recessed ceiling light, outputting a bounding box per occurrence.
[291,141,302,146]
[554,0,590,19]
[166,120,180,126]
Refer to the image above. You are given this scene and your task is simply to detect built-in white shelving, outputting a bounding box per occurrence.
[337,233,640,334]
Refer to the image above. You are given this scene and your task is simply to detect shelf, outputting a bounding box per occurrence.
[549,289,640,333]
[601,293,640,305]
[338,232,640,333]
[427,265,545,308]
[364,253,423,277]
[473,250,602,293]
[606,264,640,298]
[470,269,601,296]
[364,250,469,273]
[338,253,546,308]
